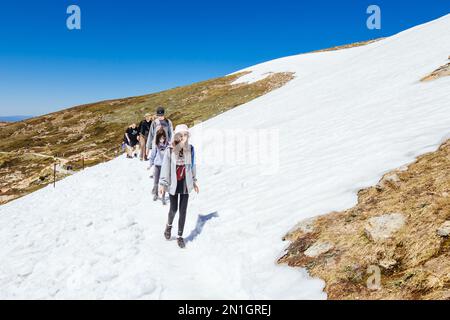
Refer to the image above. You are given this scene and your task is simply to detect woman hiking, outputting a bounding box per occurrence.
[149,127,169,204]
[159,124,199,248]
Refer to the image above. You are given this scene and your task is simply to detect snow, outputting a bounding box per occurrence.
[1,14,450,299]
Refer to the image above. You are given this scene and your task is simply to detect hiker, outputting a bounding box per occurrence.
[149,127,169,204]
[124,123,139,158]
[159,124,199,248]
[138,113,153,161]
[147,106,173,153]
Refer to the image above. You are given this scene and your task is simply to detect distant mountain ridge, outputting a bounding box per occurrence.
[0,115,33,122]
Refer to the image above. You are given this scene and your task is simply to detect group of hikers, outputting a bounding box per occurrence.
[123,107,199,249]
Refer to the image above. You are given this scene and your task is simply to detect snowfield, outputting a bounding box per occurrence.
[1,15,449,299]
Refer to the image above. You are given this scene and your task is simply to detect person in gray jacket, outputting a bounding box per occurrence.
[149,128,169,204]
[159,124,199,248]
[146,106,173,152]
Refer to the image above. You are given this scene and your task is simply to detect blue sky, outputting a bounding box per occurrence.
[0,0,448,116]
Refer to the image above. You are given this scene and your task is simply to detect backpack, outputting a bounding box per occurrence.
[154,118,170,134]
[150,119,172,149]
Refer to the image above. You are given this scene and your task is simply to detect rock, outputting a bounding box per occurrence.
[379,258,397,270]
[283,217,317,241]
[293,217,317,234]
[377,173,401,190]
[437,221,450,237]
[304,241,334,258]
[364,213,406,242]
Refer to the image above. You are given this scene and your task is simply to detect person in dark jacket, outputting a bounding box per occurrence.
[138,113,153,161]
[146,106,173,152]
[124,123,139,158]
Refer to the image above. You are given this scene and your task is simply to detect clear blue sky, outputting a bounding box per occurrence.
[0,0,448,116]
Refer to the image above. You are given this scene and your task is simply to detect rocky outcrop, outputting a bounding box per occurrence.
[421,56,450,82]
[283,217,317,241]
[437,221,450,237]
[304,241,334,258]
[279,139,450,300]
[364,213,406,242]
[376,172,401,190]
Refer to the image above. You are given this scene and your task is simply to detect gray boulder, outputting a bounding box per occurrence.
[304,241,334,258]
[364,213,406,242]
[437,221,450,237]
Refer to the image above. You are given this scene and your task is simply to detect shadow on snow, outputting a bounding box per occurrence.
[185,212,219,243]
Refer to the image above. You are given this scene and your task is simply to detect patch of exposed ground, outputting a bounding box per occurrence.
[0,71,294,205]
[421,56,450,82]
[311,39,384,53]
[279,139,450,300]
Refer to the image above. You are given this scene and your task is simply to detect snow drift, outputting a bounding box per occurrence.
[0,14,449,299]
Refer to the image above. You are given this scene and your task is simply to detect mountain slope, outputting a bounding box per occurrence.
[0,14,449,299]
[0,72,293,205]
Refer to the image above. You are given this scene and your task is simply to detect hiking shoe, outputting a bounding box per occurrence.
[177,237,186,248]
[153,193,158,201]
[164,225,172,240]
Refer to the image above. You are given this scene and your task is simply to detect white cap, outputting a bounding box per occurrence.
[174,124,189,136]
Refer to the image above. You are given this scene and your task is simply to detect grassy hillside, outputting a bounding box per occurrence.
[0,71,293,205]
[279,139,450,300]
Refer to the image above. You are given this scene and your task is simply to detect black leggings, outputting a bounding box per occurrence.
[168,193,189,237]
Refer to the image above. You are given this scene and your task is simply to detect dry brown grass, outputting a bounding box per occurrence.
[421,56,450,82]
[311,39,383,53]
[279,139,450,300]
